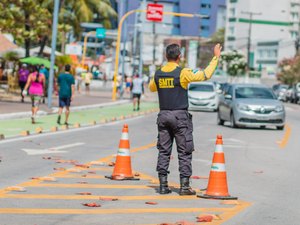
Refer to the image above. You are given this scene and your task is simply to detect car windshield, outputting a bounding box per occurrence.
[235,87,276,99]
[189,84,214,92]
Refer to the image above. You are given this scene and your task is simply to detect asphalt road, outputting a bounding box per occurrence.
[0,103,299,225]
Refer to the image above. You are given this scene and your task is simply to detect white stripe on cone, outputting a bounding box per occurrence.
[121,133,129,140]
[215,145,224,153]
[117,148,130,156]
[211,163,226,172]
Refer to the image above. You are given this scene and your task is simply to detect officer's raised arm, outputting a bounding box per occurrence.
[180,43,222,90]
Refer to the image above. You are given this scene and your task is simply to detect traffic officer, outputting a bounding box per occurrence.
[149,43,222,195]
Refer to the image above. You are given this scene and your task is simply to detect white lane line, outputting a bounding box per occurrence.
[208,138,246,144]
[21,142,85,155]
[49,143,85,150]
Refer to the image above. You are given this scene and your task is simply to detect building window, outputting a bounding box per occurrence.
[291,12,299,21]
[230,0,238,3]
[229,26,235,35]
[200,25,209,31]
[258,50,264,58]
[291,31,298,39]
[201,3,211,9]
[229,8,236,17]
[258,49,278,59]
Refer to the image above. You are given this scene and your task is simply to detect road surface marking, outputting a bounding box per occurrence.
[21,142,85,155]
[94,141,156,164]
[53,173,150,180]
[0,194,198,200]
[22,183,154,189]
[0,140,251,224]
[277,124,291,149]
[0,207,240,214]
[209,201,252,225]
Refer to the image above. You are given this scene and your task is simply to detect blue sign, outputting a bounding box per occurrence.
[96,28,106,38]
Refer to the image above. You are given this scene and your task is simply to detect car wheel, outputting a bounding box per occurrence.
[217,111,224,126]
[230,112,237,128]
[277,125,285,130]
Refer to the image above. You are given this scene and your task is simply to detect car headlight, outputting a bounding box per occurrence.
[274,105,284,112]
[208,95,216,100]
[237,104,251,111]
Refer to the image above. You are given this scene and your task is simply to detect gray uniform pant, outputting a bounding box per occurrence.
[156,110,194,178]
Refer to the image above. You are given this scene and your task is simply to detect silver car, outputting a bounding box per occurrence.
[188,82,220,111]
[217,84,285,130]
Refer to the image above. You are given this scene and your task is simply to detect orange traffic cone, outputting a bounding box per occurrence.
[198,135,237,200]
[105,124,139,181]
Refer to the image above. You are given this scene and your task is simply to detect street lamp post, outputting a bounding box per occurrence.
[48,0,60,108]
[112,10,208,100]
[81,31,95,67]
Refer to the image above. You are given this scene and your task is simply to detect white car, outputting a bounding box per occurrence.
[188,82,220,111]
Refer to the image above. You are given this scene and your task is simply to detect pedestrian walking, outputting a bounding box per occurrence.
[81,70,93,95]
[149,43,222,195]
[131,74,144,111]
[56,64,75,125]
[23,65,46,124]
[39,64,49,104]
[18,64,30,103]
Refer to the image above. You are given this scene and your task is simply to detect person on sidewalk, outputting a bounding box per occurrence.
[18,64,30,103]
[131,74,144,111]
[56,64,75,126]
[149,43,222,195]
[81,70,93,95]
[39,64,49,104]
[23,65,46,124]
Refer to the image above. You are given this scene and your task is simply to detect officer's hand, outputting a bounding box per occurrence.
[214,43,222,58]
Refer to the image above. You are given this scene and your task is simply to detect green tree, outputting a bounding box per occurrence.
[59,0,117,39]
[198,28,225,68]
[0,0,117,57]
[220,50,247,77]
[0,0,51,57]
[210,28,225,46]
[277,57,300,85]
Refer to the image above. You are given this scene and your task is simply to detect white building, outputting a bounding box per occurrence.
[225,0,300,75]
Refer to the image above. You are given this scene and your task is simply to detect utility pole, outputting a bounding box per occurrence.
[139,0,146,78]
[152,0,158,65]
[241,11,262,70]
[48,0,60,108]
[295,16,300,56]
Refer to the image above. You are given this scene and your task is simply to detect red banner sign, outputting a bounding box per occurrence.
[146,3,163,22]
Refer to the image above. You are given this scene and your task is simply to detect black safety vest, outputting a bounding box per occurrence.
[154,66,188,110]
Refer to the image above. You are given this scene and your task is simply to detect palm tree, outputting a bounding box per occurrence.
[38,0,117,55]
[62,0,117,39]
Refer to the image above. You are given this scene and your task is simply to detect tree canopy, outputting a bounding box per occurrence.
[0,0,117,57]
[277,57,300,85]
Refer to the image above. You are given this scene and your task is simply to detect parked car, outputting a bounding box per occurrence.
[218,84,285,130]
[288,83,300,104]
[188,82,220,111]
[272,84,289,102]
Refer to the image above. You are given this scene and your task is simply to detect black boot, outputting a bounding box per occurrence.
[179,177,196,195]
[159,175,172,194]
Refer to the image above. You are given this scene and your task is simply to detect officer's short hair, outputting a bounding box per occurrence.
[65,64,71,72]
[166,44,181,61]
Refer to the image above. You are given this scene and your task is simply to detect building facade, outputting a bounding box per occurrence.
[225,0,299,74]
[117,0,226,38]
